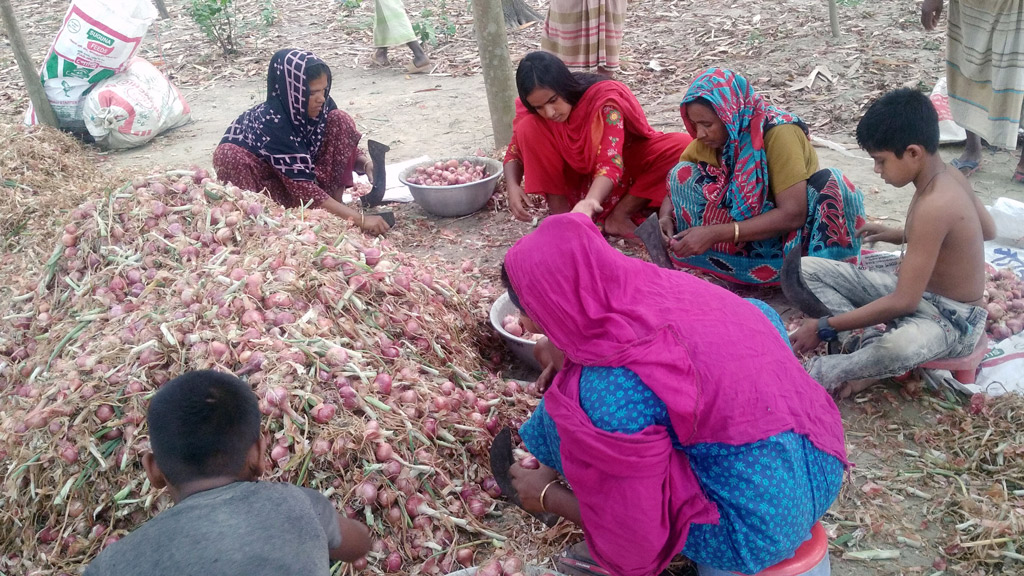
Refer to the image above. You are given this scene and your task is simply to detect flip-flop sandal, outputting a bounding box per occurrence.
[1013,169,1024,184]
[405,62,433,74]
[951,157,981,177]
[554,543,613,576]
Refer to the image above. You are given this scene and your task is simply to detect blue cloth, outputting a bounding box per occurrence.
[745,298,789,345]
[519,347,844,573]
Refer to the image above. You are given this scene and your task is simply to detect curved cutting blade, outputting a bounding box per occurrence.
[361,139,389,208]
[489,427,559,526]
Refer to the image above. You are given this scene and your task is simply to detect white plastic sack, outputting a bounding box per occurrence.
[984,198,1024,280]
[859,250,901,274]
[83,58,191,150]
[930,77,967,144]
[970,202,1024,396]
[24,0,157,131]
[987,197,1024,248]
[973,331,1024,396]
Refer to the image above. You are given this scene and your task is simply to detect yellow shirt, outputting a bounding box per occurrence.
[679,124,818,199]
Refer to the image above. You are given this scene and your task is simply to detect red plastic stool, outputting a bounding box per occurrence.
[921,334,990,385]
[696,521,830,576]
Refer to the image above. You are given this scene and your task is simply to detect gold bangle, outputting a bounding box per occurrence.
[733,221,740,244]
[539,479,561,513]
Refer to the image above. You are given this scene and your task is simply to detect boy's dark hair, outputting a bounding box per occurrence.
[856,88,939,157]
[147,370,261,486]
[305,61,330,84]
[500,261,523,311]
[516,51,608,115]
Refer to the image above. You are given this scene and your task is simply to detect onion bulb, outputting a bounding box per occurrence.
[455,548,474,567]
[355,481,378,505]
[375,442,394,462]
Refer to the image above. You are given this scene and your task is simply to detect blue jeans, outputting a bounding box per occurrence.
[800,257,988,391]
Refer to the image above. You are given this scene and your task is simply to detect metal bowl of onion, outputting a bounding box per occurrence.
[398,156,502,217]
[489,292,542,372]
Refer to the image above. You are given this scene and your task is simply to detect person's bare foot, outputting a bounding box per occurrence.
[1013,156,1024,184]
[406,40,431,69]
[555,542,612,576]
[412,54,431,69]
[372,48,389,67]
[601,216,639,239]
[835,377,877,399]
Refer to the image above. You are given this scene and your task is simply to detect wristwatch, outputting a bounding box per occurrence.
[817,316,838,342]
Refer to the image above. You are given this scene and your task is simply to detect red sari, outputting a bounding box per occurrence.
[504,81,691,213]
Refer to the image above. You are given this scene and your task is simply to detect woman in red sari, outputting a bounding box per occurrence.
[504,52,692,238]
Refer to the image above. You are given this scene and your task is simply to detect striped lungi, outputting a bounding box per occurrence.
[541,0,626,71]
[373,0,417,48]
[947,0,1024,149]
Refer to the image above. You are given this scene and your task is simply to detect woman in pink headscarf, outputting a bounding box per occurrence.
[501,213,847,576]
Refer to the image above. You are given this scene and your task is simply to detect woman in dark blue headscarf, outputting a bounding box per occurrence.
[213,49,389,235]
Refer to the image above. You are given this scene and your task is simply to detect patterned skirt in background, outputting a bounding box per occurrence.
[373,0,417,48]
[541,0,626,71]
[668,165,866,285]
[946,0,1024,149]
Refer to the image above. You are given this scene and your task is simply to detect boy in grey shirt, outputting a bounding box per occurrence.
[84,370,371,576]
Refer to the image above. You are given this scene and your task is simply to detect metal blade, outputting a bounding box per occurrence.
[489,428,517,503]
[635,213,673,269]
[489,427,560,527]
[361,139,389,208]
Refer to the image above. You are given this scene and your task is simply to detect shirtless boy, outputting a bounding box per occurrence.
[783,88,996,398]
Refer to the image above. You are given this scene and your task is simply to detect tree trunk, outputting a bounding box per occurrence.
[828,0,840,37]
[502,0,542,27]
[0,0,58,127]
[473,0,517,149]
[153,0,170,19]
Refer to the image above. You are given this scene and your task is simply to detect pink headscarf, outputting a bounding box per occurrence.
[503,213,848,576]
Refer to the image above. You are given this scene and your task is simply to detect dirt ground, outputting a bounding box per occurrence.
[3,0,1024,574]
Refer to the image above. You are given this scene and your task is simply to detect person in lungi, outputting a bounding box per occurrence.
[541,0,625,76]
[922,0,1024,180]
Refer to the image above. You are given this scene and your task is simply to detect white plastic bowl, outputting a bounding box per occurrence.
[399,156,503,217]
[489,292,542,372]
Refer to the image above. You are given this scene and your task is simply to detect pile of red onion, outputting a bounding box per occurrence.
[347,181,374,200]
[984,267,1024,341]
[0,169,548,574]
[464,554,557,576]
